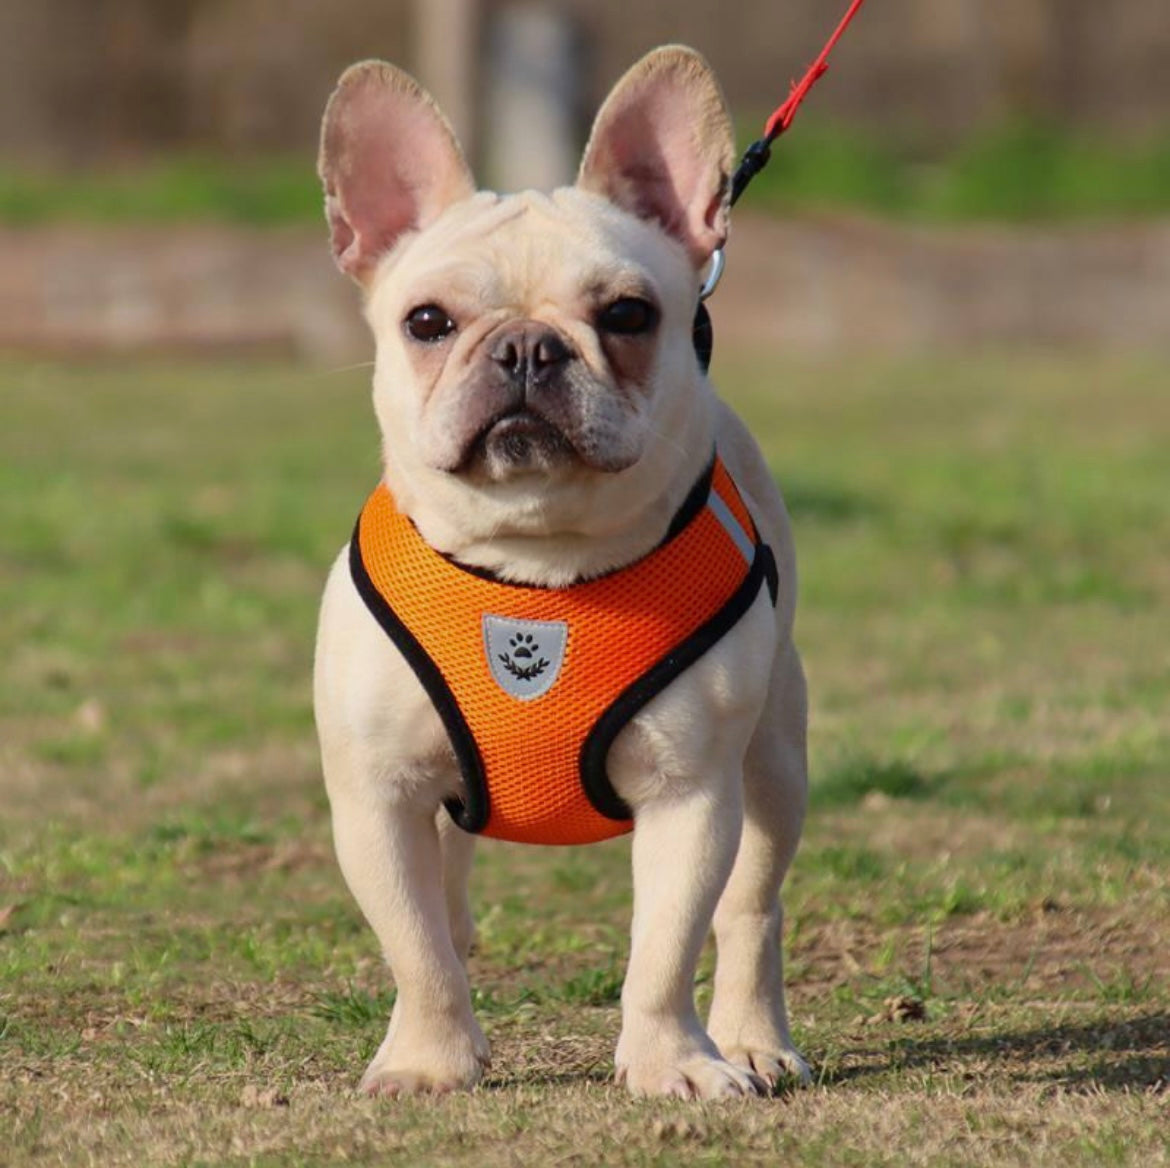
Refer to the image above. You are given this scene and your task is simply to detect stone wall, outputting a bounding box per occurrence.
[3,218,1166,360]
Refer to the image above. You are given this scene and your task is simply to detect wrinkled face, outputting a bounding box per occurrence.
[319,48,736,548]
[365,187,698,486]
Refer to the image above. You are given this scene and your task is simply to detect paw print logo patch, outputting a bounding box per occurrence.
[482,615,568,701]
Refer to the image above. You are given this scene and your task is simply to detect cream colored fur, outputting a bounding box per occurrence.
[313,46,809,1099]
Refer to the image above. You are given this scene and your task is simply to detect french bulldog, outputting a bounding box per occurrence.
[313,45,809,1099]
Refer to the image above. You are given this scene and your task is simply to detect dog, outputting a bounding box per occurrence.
[312,45,809,1099]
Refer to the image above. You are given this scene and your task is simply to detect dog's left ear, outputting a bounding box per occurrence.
[578,46,734,268]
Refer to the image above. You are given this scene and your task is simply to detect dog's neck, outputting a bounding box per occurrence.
[385,409,715,590]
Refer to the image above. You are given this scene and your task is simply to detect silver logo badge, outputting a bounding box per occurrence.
[483,615,568,701]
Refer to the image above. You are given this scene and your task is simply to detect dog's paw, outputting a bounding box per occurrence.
[359,1027,490,1097]
[616,1051,767,1100]
[720,1043,812,1091]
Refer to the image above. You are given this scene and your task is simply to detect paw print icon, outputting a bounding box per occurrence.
[509,632,538,660]
[499,632,549,681]
[483,616,568,700]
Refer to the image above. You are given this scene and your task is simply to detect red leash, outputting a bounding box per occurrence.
[730,0,871,204]
[695,0,871,369]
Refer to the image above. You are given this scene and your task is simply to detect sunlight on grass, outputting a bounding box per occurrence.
[3,123,1170,227]
[1,352,1167,1166]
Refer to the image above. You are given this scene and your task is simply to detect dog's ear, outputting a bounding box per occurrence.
[577,46,734,268]
[318,61,475,285]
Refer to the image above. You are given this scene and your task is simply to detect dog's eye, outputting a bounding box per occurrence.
[405,304,456,342]
[597,297,659,336]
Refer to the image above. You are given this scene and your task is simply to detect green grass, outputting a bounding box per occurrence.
[0,155,320,227]
[1,351,1168,1165]
[3,121,1170,227]
[748,120,1170,222]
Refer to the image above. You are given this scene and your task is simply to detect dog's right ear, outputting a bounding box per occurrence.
[318,61,475,285]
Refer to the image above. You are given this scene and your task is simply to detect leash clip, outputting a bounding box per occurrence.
[699,247,725,301]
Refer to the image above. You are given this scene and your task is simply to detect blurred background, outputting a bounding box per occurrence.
[2,0,1169,356]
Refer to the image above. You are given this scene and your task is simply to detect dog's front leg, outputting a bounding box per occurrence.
[708,642,811,1088]
[330,781,490,1096]
[615,782,766,1099]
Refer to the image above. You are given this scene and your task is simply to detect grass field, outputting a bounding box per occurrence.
[1,349,1167,1165]
[3,122,1170,227]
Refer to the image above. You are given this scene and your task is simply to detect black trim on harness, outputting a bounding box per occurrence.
[348,517,490,833]
[579,540,779,822]
[661,453,716,545]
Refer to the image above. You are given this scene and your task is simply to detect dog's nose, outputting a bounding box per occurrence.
[489,325,574,382]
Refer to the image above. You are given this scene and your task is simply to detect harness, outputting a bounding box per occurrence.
[349,454,777,846]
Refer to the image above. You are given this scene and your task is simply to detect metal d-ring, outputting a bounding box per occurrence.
[699,247,726,301]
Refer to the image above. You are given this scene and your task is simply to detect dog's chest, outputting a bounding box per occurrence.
[350,456,777,844]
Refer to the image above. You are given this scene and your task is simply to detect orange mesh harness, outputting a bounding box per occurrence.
[350,453,777,846]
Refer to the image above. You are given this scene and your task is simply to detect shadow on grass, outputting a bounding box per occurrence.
[811,756,945,809]
[822,1010,1170,1092]
[780,480,881,525]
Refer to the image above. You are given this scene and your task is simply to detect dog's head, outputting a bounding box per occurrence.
[319,47,734,575]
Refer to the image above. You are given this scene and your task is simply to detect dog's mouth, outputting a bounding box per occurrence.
[468,408,576,473]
